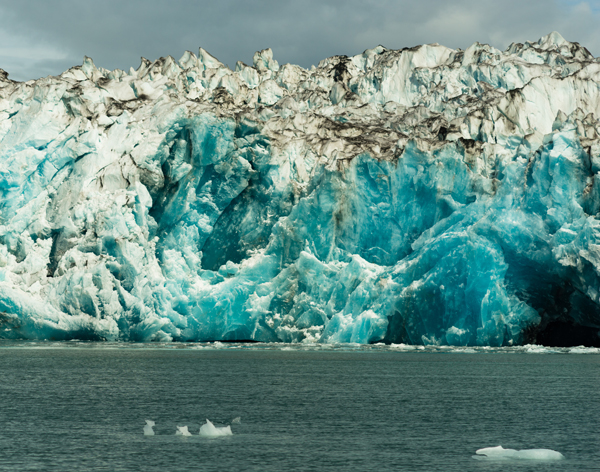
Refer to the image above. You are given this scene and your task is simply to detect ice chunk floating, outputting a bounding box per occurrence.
[199,419,233,437]
[143,420,155,436]
[473,446,565,461]
[175,426,192,436]
[1,32,600,346]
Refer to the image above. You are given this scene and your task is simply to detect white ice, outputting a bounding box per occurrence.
[1,31,600,347]
[143,420,155,436]
[473,446,565,461]
[199,419,233,437]
[175,426,192,436]
[231,417,241,424]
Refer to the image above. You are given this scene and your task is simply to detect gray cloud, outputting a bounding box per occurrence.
[0,0,599,81]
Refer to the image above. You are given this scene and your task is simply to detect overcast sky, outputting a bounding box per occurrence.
[0,0,599,81]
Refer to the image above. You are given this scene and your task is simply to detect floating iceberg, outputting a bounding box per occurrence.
[473,446,565,461]
[231,417,241,424]
[143,419,155,436]
[0,32,600,346]
[175,426,192,436]
[199,419,233,437]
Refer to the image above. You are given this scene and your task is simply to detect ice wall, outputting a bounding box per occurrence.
[1,32,600,346]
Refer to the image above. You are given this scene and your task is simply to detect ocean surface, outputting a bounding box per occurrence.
[0,342,598,472]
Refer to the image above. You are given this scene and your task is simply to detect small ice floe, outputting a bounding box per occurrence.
[199,419,233,437]
[569,346,600,354]
[175,426,192,436]
[231,417,241,424]
[143,420,155,436]
[473,446,565,461]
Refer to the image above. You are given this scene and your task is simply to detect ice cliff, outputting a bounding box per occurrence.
[1,32,600,346]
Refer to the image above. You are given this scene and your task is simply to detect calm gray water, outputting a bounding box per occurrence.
[0,344,598,472]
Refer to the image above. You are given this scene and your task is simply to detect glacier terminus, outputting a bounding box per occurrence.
[1,32,600,346]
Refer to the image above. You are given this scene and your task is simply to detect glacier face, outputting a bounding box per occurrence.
[1,32,600,346]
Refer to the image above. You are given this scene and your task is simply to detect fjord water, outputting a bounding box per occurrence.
[0,346,598,472]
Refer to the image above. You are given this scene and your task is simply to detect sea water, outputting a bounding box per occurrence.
[0,342,598,472]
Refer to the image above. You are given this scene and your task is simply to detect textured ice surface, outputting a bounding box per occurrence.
[199,419,233,437]
[473,446,565,461]
[143,419,155,436]
[1,32,600,345]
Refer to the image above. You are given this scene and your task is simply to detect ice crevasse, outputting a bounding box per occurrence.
[1,31,600,346]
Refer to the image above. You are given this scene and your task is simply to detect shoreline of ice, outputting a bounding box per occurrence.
[0,340,598,354]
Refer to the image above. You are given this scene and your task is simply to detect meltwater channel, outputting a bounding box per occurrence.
[0,342,598,472]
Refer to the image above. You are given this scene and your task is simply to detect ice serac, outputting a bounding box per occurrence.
[1,32,600,346]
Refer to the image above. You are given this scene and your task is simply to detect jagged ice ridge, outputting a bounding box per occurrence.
[1,32,600,346]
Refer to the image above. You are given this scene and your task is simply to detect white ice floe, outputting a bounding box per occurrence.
[199,419,233,437]
[175,426,192,436]
[143,419,155,436]
[473,446,565,461]
[569,346,600,354]
[231,417,241,424]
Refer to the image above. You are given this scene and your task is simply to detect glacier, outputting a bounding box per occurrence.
[1,31,600,346]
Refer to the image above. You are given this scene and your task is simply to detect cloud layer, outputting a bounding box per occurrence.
[0,0,599,81]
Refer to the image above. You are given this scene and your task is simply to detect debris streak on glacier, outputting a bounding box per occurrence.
[1,32,600,346]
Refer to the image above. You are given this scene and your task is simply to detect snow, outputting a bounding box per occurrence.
[0,32,599,345]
